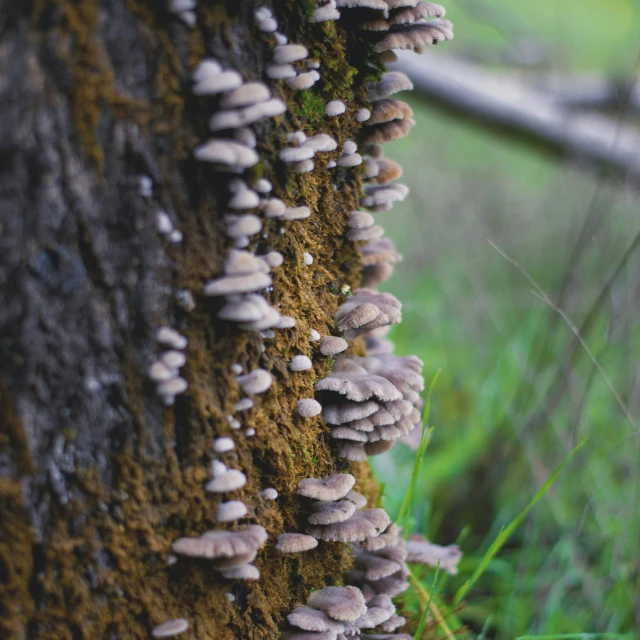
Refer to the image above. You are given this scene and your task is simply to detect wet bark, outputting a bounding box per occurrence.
[0,1,379,637]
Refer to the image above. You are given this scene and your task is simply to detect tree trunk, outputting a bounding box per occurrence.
[0,1,422,638]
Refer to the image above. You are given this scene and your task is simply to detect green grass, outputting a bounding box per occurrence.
[369,3,640,636]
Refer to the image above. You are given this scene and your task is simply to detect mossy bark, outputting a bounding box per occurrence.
[0,1,383,638]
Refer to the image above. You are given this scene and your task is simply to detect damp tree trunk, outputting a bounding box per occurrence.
[0,2,381,638]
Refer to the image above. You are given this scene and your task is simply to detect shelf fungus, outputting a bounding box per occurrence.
[290,355,313,371]
[216,500,248,522]
[205,467,247,493]
[368,71,414,101]
[237,368,273,394]
[171,525,268,569]
[296,398,323,417]
[276,533,319,553]
[406,533,462,575]
[334,288,402,337]
[151,618,189,638]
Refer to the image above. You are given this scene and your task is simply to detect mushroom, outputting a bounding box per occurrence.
[204,272,272,296]
[192,62,242,95]
[319,336,349,356]
[276,533,319,553]
[220,82,271,109]
[273,44,309,64]
[288,606,346,632]
[368,72,414,101]
[156,327,188,350]
[267,63,297,79]
[308,499,357,525]
[285,72,318,90]
[217,500,248,522]
[205,468,247,493]
[406,533,462,575]
[171,524,268,564]
[362,118,415,145]
[194,139,260,169]
[208,98,287,131]
[213,437,234,454]
[373,19,454,53]
[237,369,273,394]
[221,563,260,580]
[297,398,323,417]
[290,355,313,371]
[307,586,367,622]
[297,474,356,501]
[151,618,189,638]
[325,100,346,116]
[356,108,372,122]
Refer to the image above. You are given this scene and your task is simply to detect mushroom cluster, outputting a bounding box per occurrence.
[336,0,453,56]
[157,0,457,635]
[171,524,268,580]
[284,584,412,640]
[150,327,189,405]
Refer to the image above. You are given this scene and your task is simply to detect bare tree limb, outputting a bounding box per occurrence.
[395,52,640,184]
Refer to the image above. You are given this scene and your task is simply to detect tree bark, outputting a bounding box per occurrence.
[0,1,380,637]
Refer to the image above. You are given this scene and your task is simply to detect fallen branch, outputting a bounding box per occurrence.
[394,52,640,183]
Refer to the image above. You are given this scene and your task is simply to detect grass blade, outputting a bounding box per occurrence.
[414,561,441,640]
[453,438,588,605]
[398,370,441,531]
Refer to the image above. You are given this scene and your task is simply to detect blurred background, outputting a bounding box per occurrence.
[370,0,640,636]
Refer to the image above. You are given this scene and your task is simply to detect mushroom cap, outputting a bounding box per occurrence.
[307,509,389,542]
[261,487,278,500]
[171,525,267,560]
[205,469,247,493]
[208,98,287,131]
[338,442,367,461]
[319,336,349,355]
[356,108,371,122]
[308,499,357,525]
[391,1,446,24]
[346,225,385,242]
[380,614,407,632]
[156,327,188,349]
[296,398,323,417]
[303,134,338,153]
[365,439,395,456]
[322,400,379,425]
[194,139,259,168]
[192,70,243,96]
[368,72,414,101]
[297,473,356,501]
[373,19,453,52]
[157,377,188,396]
[288,606,346,632]
[307,586,367,622]
[273,44,309,64]
[151,618,189,638]
[221,562,261,580]
[280,146,316,163]
[262,197,288,218]
[337,153,363,167]
[149,361,175,382]
[216,500,248,522]
[267,63,298,79]
[367,99,413,125]
[161,350,187,370]
[219,295,273,323]
[220,82,271,109]
[371,158,404,184]
[345,490,368,509]
[353,605,393,629]
[331,426,368,443]
[362,118,415,145]
[204,273,272,297]
[262,251,284,267]
[285,73,317,90]
[282,206,312,220]
[290,355,313,371]
[213,437,235,453]
[237,368,273,394]
[315,371,402,403]
[276,533,319,553]
[406,534,462,575]
[224,213,263,238]
[224,249,269,276]
[291,159,315,173]
[284,632,339,640]
[325,100,346,116]
[336,0,389,13]
[355,553,403,580]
